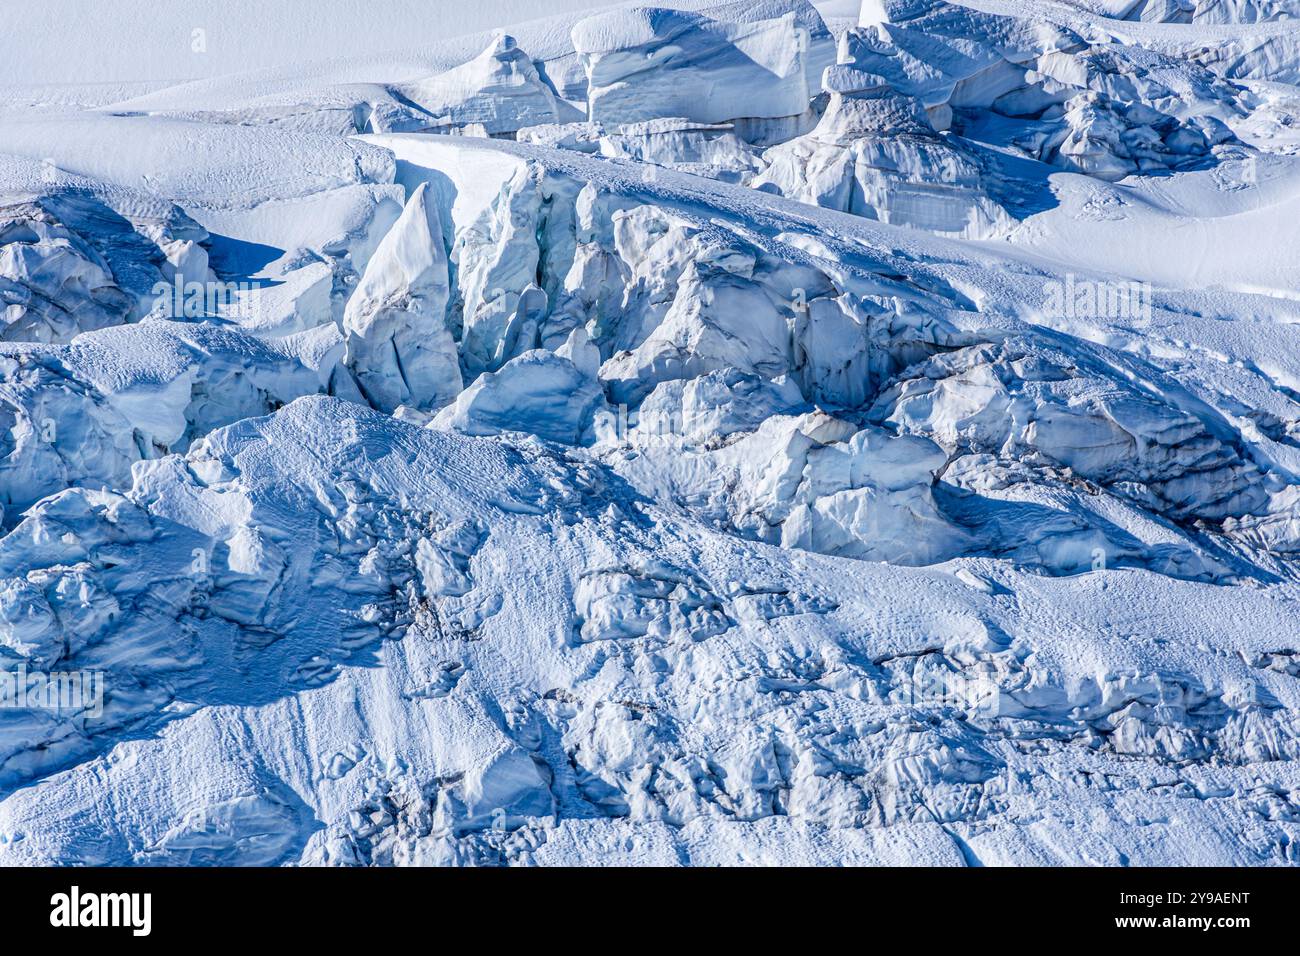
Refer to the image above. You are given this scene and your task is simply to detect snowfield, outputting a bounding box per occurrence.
[2,0,1300,866]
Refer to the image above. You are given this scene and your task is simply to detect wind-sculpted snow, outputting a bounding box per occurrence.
[4,0,1300,866]
[572,7,813,130]
[394,35,564,136]
[1103,0,1300,23]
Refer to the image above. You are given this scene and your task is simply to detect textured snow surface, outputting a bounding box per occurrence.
[3,0,1300,866]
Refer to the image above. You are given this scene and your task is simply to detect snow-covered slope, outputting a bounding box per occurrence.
[3,0,1300,866]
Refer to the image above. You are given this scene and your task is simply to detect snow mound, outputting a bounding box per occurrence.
[398,35,562,136]
[434,328,607,443]
[0,320,334,520]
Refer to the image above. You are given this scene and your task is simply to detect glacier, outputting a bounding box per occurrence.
[1,0,1300,867]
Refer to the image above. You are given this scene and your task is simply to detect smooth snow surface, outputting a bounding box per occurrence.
[3,0,1300,866]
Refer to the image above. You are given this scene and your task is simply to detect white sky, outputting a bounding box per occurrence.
[0,0,626,84]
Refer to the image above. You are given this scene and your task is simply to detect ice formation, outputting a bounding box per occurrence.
[2,0,1300,866]
[572,7,813,127]
[343,182,461,412]
[399,35,563,136]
